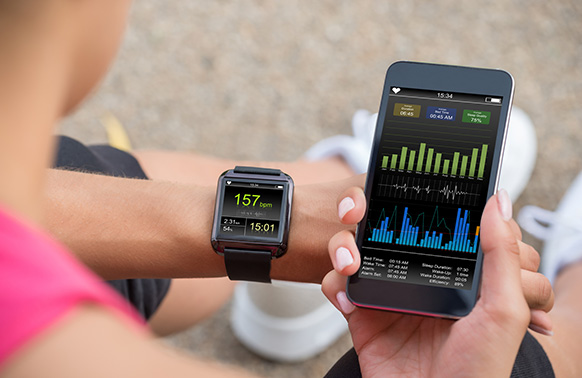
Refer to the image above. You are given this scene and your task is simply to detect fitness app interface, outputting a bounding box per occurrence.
[218,181,284,240]
[359,87,503,290]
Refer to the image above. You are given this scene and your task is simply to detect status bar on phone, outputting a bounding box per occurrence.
[390,87,502,106]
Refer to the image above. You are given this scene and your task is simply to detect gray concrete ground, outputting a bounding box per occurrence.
[60,1,582,376]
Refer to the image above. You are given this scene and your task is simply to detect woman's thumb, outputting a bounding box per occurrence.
[479,190,527,314]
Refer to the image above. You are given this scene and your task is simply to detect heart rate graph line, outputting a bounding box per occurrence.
[387,182,474,201]
[377,174,482,206]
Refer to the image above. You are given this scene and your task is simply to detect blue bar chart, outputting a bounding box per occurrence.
[367,207,480,253]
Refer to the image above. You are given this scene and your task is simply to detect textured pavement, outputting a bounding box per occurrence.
[59,1,582,376]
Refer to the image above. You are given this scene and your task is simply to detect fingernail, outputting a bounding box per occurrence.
[497,189,512,221]
[336,291,355,314]
[338,197,355,220]
[528,323,554,336]
[336,247,354,270]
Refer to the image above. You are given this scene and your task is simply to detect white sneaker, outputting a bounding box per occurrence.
[518,171,582,284]
[305,107,537,202]
[304,109,377,174]
[498,107,537,202]
[230,281,348,362]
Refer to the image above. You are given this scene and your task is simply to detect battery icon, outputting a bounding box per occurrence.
[485,97,502,104]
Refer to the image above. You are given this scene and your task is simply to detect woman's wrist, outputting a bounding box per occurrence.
[271,176,363,283]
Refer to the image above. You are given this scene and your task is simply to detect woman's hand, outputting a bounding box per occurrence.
[322,188,553,377]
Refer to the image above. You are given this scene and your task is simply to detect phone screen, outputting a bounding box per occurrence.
[358,87,504,291]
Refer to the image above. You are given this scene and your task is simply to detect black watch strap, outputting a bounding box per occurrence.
[233,166,282,176]
[224,248,272,283]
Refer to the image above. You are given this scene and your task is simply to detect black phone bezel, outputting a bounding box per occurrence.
[347,61,514,318]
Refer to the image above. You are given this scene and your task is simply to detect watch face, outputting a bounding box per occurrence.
[216,179,285,241]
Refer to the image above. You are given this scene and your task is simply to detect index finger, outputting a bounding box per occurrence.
[508,218,523,241]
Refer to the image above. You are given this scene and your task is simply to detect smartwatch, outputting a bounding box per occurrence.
[211,166,294,283]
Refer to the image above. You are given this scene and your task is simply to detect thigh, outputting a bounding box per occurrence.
[148,277,235,337]
[531,262,582,377]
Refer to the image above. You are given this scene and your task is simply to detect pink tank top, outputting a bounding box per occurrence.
[0,207,144,368]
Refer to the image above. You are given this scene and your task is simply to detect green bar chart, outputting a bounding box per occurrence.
[408,151,416,171]
[382,156,389,169]
[417,143,425,171]
[399,147,408,170]
[391,154,398,169]
[469,148,478,177]
[452,153,460,176]
[434,153,442,174]
[425,148,434,173]
[380,142,489,179]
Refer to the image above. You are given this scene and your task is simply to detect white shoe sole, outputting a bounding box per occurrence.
[230,281,348,362]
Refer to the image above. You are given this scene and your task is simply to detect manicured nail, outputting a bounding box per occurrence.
[336,247,354,270]
[338,197,355,220]
[336,291,355,314]
[529,310,553,336]
[497,189,512,221]
[528,323,554,336]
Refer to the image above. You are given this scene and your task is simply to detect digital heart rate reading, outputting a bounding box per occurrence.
[218,183,284,240]
[234,193,274,209]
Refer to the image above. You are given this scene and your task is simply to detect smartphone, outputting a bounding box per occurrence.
[347,61,514,318]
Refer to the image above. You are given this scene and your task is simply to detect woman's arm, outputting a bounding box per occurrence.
[3,305,258,378]
[44,168,358,282]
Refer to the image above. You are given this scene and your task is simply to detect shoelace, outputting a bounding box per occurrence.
[351,109,376,150]
[518,205,582,241]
